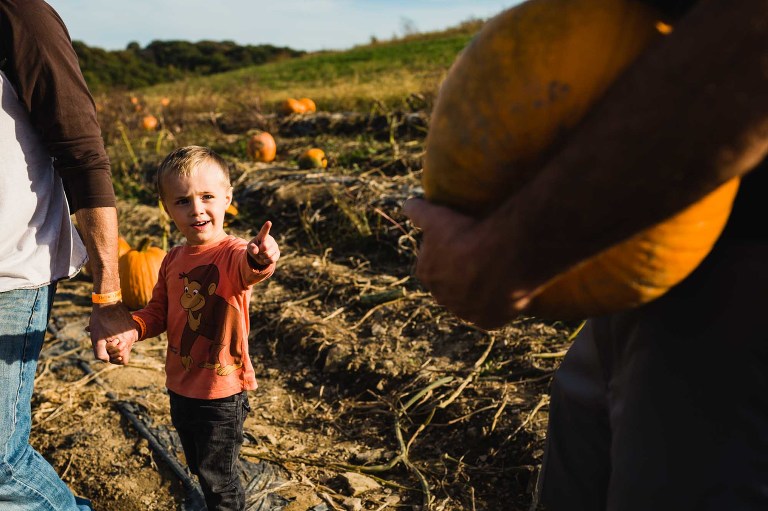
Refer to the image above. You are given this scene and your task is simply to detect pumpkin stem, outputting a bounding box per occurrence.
[138,237,153,252]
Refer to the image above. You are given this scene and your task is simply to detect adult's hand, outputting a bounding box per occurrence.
[75,207,137,364]
[89,302,138,364]
[402,198,533,329]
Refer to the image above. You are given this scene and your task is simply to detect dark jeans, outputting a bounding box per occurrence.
[539,240,768,510]
[169,390,251,511]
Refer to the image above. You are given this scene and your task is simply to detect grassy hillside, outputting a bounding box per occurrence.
[96,18,488,200]
[76,40,305,92]
[131,19,484,115]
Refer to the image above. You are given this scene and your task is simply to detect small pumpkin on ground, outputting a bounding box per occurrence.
[223,203,238,227]
[298,97,316,113]
[278,98,307,116]
[422,0,739,319]
[119,237,166,310]
[141,114,159,131]
[246,131,277,163]
[298,148,327,170]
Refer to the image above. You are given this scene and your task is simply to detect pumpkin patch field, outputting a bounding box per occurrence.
[30,19,587,511]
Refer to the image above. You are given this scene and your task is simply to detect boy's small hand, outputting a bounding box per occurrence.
[88,304,138,365]
[102,325,141,365]
[247,221,280,267]
[105,337,125,363]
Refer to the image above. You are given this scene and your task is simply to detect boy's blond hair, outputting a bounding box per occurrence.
[157,145,230,198]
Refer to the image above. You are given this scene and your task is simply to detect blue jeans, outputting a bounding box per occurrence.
[0,285,92,510]
[169,389,250,511]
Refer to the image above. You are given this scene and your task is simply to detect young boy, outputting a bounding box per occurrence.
[115,145,280,510]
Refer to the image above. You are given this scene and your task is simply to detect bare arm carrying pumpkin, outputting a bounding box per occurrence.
[404,0,768,328]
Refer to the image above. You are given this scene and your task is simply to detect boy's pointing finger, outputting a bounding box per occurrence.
[257,221,272,242]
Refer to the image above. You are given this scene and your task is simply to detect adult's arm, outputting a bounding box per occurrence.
[403,0,768,328]
[75,207,137,363]
[0,0,137,361]
[0,0,114,209]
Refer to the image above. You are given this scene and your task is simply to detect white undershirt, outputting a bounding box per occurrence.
[0,71,86,291]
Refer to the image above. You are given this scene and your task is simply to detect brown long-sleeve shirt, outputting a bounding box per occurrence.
[0,0,115,212]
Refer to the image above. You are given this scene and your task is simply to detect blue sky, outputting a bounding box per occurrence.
[46,0,521,52]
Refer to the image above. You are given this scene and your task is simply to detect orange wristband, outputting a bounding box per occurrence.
[132,314,147,340]
[92,290,122,304]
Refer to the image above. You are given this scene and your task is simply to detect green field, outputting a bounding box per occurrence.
[135,20,482,114]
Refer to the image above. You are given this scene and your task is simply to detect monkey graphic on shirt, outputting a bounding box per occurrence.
[178,264,243,376]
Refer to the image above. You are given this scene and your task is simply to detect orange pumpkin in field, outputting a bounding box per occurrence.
[278,98,307,115]
[298,148,327,170]
[141,114,159,131]
[246,131,277,163]
[422,0,739,319]
[118,237,132,257]
[119,238,166,310]
[298,97,316,113]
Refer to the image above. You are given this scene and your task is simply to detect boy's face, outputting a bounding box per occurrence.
[160,161,232,246]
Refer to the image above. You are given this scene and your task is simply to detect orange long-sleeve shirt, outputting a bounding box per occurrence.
[133,236,275,399]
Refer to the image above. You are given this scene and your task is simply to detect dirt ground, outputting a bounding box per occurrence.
[31,110,580,511]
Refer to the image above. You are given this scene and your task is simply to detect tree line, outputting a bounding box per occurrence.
[74,39,305,92]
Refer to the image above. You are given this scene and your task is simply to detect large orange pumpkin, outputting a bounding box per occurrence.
[422,0,739,319]
[119,238,166,310]
[246,131,277,163]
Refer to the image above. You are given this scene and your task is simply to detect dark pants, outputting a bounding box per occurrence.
[539,240,768,510]
[169,390,250,511]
